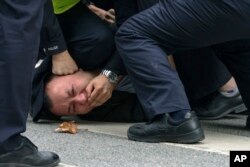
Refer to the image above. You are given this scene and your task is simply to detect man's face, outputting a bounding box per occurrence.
[45,70,96,116]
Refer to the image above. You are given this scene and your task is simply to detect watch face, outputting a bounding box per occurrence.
[110,74,115,80]
[102,70,118,84]
[108,73,118,83]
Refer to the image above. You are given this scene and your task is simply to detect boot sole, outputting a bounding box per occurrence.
[128,127,205,143]
[198,103,247,120]
[0,158,60,167]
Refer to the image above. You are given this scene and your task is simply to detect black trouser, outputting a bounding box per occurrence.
[0,0,44,154]
[116,0,250,120]
[56,2,115,71]
[174,48,232,105]
[137,0,232,105]
[114,0,232,105]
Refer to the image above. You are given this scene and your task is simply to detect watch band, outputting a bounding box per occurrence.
[101,69,119,84]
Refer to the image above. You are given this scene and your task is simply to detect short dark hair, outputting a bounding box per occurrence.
[40,74,61,120]
[43,74,54,110]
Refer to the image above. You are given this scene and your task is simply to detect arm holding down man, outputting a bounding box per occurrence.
[31,0,146,123]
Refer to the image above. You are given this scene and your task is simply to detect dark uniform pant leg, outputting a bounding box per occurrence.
[0,0,44,154]
[214,40,250,110]
[116,0,250,120]
[137,0,233,105]
[174,48,232,105]
[113,0,139,27]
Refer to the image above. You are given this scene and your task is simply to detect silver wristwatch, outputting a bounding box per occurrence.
[101,69,119,84]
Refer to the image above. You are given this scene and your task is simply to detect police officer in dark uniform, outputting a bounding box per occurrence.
[0,0,60,166]
[116,0,250,143]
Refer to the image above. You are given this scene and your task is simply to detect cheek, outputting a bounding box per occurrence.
[52,103,68,116]
[76,80,89,91]
[76,105,93,115]
[51,107,64,116]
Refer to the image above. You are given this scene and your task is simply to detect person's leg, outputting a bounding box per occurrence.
[214,39,250,128]
[137,0,245,118]
[194,79,246,120]
[116,0,250,143]
[0,0,60,166]
[56,2,115,71]
[137,0,159,11]
[174,48,246,119]
[219,77,238,93]
[173,48,231,102]
[113,0,138,27]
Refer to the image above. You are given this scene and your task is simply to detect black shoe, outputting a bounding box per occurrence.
[246,116,250,130]
[194,92,246,120]
[127,111,204,143]
[0,136,60,167]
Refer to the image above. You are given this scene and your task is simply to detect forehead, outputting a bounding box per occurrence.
[46,76,74,114]
[52,74,76,83]
[46,88,70,116]
[48,73,80,90]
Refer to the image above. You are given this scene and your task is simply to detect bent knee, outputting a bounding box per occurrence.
[93,28,114,47]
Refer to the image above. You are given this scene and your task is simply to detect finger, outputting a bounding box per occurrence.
[86,83,94,98]
[90,90,112,107]
[88,88,99,104]
[52,69,63,75]
[88,87,110,107]
[106,13,115,21]
[108,9,115,15]
[90,101,102,108]
[105,19,115,24]
[91,95,105,107]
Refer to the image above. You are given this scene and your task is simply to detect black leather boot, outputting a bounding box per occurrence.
[0,136,60,167]
[195,93,246,120]
[127,111,204,143]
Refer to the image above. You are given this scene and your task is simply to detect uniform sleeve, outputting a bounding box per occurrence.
[103,50,127,76]
[42,0,67,56]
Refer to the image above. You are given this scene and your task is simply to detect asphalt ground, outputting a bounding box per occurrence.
[23,114,249,167]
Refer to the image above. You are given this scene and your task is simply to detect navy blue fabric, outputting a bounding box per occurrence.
[116,0,250,120]
[0,0,45,153]
[113,0,139,27]
[174,48,232,105]
[91,0,114,10]
[56,3,126,75]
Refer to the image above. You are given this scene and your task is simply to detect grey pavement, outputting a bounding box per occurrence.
[23,114,250,167]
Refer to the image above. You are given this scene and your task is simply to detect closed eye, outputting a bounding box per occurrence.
[71,85,76,113]
[67,85,76,113]
[71,85,75,96]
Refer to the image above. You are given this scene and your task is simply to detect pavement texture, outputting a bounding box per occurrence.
[24,114,250,167]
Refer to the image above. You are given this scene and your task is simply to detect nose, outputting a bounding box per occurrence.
[74,92,87,105]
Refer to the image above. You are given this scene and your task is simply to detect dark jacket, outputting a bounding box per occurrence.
[31,0,126,122]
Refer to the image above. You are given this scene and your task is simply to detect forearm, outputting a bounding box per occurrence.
[43,0,67,56]
[103,51,127,76]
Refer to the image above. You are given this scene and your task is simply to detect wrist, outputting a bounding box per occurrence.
[53,50,69,59]
[101,69,119,84]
